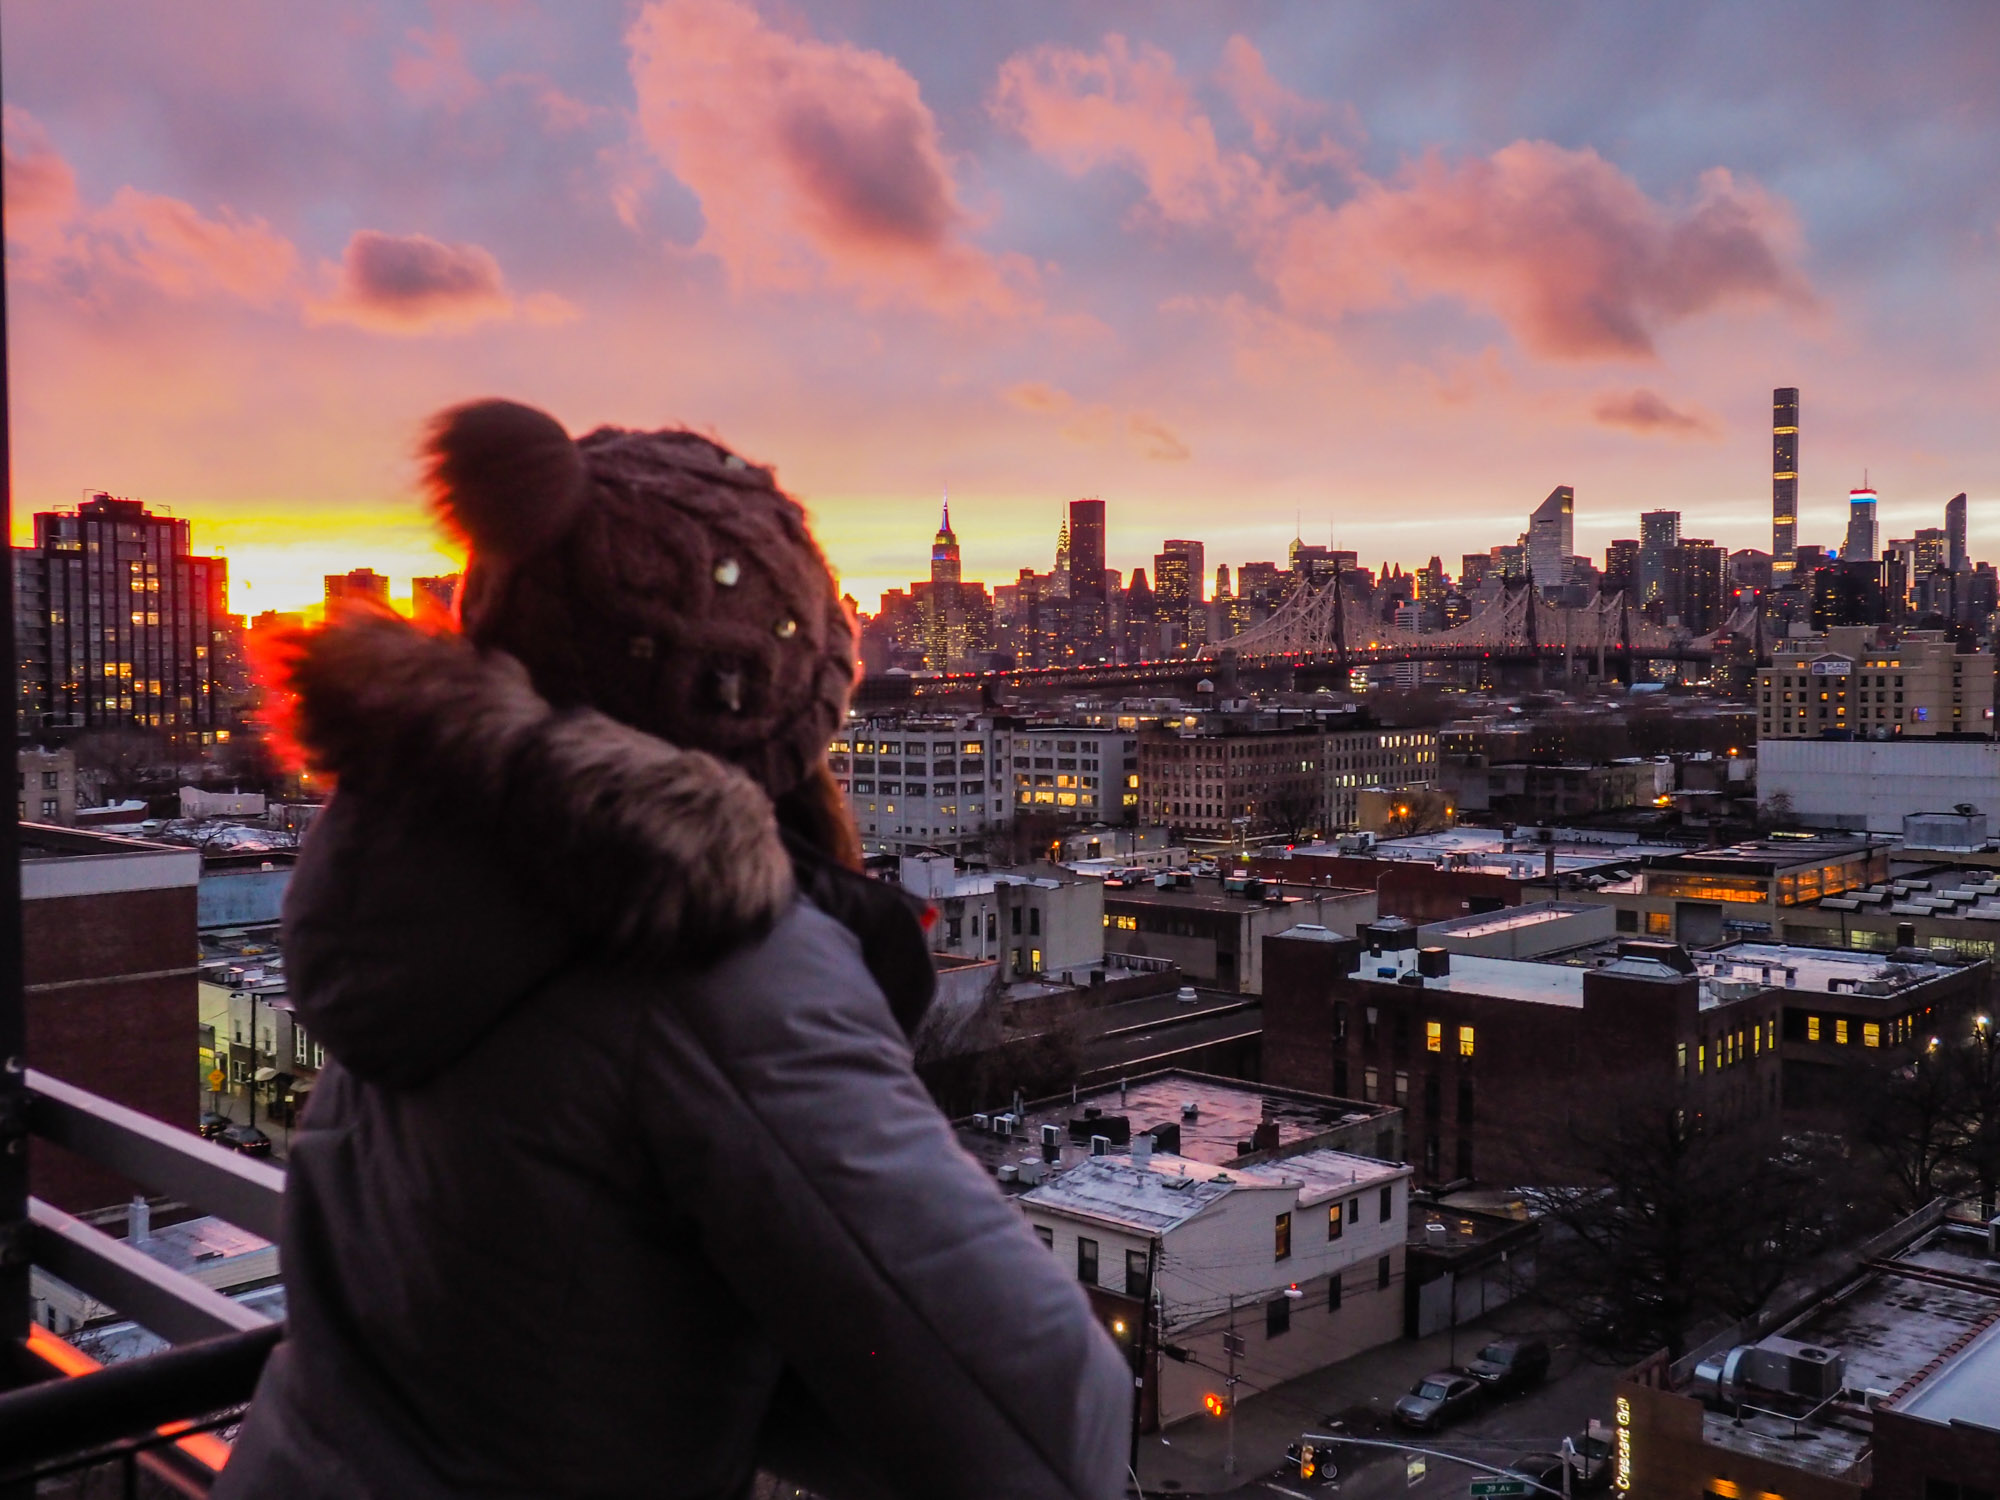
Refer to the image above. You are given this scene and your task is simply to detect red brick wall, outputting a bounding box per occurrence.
[23,886,198,1212]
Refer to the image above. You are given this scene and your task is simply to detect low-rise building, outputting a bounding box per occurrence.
[1760,737,2000,832]
[1618,1204,2000,1500]
[1102,878,1376,993]
[901,855,1105,981]
[21,826,201,1211]
[954,1070,1408,1431]
[17,746,78,825]
[1262,925,1980,1187]
[1757,626,1994,740]
[1579,834,1892,946]
[1251,825,1688,925]
[1139,712,1437,841]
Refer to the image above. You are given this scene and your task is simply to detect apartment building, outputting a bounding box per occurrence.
[1005,723,1141,823]
[1757,626,1994,740]
[1140,713,1435,841]
[831,714,1010,856]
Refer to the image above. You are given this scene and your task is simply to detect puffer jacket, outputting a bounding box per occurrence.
[214,615,1131,1500]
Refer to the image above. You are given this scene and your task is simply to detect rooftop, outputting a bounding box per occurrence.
[1296,825,1689,880]
[1102,877,1359,914]
[1425,902,1606,939]
[1648,834,1883,875]
[1019,1147,1405,1234]
[1350,949,1591,1008]
[1696,941,1952,998]
[952,1069,1395,1177]
[1685,1220,2000,1478]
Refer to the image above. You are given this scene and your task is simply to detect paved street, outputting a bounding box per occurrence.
[1134,1301,1621,1499]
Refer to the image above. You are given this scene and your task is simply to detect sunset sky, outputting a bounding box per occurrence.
[5,1,1997,616]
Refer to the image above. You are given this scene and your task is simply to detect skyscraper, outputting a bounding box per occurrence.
[1773,387,1799,573]
[930,499,961,585]
[1637,510,1681,606]
[1946,492,1968,572]
[1066,498,1108,660]
[1843,487,1878,563]
[1153,539,1205,652]
[1527,485,1574,592]
[14,492,231,739]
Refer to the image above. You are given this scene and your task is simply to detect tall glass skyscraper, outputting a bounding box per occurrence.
[1527,485,1574,593]
[1773,387,1799,572]
[1844,488,1878,563]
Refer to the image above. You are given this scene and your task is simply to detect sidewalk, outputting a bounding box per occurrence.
[1136,1301,1579,1495]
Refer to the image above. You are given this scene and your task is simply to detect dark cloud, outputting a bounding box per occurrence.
[313,230,512,332]
[1592,388,1717,438]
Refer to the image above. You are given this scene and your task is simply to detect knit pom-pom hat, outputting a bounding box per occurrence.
[424,399,857,801]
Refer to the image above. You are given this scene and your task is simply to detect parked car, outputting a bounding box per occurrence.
[196,1111,230,1141]
[1392,1371,1481,1430]
[1465,1336,1551,1395]
[218,1123,273,1157]
[1503,1452,1570,1492]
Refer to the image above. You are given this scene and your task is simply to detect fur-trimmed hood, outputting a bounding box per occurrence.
[272,610,796,1086]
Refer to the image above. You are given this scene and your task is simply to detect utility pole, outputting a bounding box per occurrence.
[1223,1293,1239,1478]
[1128,1237,1157,1480]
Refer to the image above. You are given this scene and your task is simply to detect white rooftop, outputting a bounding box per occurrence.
[1019,1148,1404,1232]
[1352,950,1589,1008]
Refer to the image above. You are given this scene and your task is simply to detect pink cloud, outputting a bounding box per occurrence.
[3,106,80,249]
[6,111,297,306]
[308,230,515,334]
[992,35,1262,226]
[91,187,299,304]
[627,0,1027,314]
[994,38,1808,362]
[1270,146,1809,359]
[1591,387,1719,438]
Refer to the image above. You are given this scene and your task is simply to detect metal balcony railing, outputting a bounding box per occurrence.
[0,1071,286,1493]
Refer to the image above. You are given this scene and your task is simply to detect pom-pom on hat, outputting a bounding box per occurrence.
[424,399,857,801]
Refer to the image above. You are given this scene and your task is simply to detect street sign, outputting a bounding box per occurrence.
[1468,1481,1530,1498]
[1222,1331,1246,1358]
[207,1069,225,1092]
[1406,1453,1426,1486]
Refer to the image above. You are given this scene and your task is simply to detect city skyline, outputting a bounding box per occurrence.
[5,3,1997,615]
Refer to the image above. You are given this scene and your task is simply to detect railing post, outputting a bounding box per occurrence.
[0,3,33,1398]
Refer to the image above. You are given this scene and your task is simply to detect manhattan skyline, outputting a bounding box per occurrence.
[5,1,1997,615]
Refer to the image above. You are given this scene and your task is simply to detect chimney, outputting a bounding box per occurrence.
[1132,1134,1154,1168]
[1545,845,1556,880]
[128,1195,151,1246]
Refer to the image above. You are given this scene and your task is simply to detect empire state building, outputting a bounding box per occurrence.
[931,501,961,586]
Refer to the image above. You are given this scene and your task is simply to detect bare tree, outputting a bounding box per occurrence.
[1525,1098,1856,1362]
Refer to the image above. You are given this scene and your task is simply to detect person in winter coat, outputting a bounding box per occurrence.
[214,401,1132,1500]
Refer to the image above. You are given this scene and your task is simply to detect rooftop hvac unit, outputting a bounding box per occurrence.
[1041,1124,1062,1148]
[997,1164,1019,1184]
[1181,1100,1199,1120]
[1014,1159,1046,1186]
[972,1114,989,1130]
[993,1113,1017,1135]
[1090,1135,1110,1156]
[1417,947,1451,978]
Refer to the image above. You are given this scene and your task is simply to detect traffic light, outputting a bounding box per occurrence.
[1202,1392,1229,1417]
[1298,1443,1316,1480]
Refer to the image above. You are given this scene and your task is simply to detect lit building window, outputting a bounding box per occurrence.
[1807,1016,1821,1042]
[1835,1019,1850,1045]
[1425,1022,1442,1053]
[1863,1023,1881,1047]
[1458,1026,1474,1057]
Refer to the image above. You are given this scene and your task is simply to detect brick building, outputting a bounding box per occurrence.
[1261,924,1982,1187]
[21,826,202,1211]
